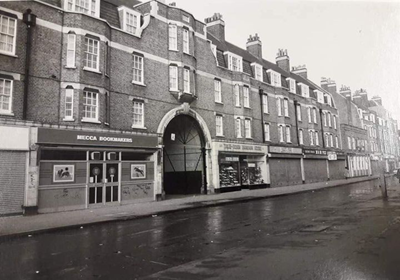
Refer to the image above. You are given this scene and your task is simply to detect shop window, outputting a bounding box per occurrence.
[219,156,240,187]
[241,160,264,185]
[122,152,151,161]
[41,149,87,160]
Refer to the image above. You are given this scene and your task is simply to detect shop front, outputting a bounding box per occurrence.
[327,151,347,180]
[303,149,329,183]
[212,141,268,193]
[268,146,303,187]
[35,128,159,213]
[347,153,371,178]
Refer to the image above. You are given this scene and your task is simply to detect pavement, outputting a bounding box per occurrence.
[0,176,380,239]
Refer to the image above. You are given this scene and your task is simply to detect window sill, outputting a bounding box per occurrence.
[83,67,102,74]
[132,81,146,87]
[245,137,253,140]
[169,48,179,52]
[131,126,147,130]
[0,112,14,116]
[244,106,251,109]
[169,89,179,93]
[235,105,241,108]
[215,101,223,105]
[65,66,76,69]
[62,118,75,122]
[183,51,191,56]
[0,51,17,58]
[284,116,290,118]
[81,119,101,124]
[216,135,225,138]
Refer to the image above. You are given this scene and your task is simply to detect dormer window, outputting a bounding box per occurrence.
[315,90,323,103]
[118,7,141,35]
[65,0,100,17]
[325,94,332,106]
[287,78,296,94]
[253,63,263,82]
[226,52,242,72]
[299,83,309,98]
[267,70,281,87]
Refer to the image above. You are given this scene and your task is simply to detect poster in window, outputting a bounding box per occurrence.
[131,164,146,179]
[53,165,75,183]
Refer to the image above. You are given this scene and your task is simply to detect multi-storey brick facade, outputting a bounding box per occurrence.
[0,0,398,215]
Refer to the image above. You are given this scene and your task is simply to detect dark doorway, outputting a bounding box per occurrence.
[163,115,206,195]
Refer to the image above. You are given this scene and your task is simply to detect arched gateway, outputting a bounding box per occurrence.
[158,107,211,195]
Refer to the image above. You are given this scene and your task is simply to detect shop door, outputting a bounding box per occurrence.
[88,163,119,205]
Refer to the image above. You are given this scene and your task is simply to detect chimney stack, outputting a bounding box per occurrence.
[321,77,337,95]
[354,88,369,107]
[371,95,382,106]
[292,65,307,79]
[276,49,290,72]
[340,85,352,100]
[205,13,225,41]
[246,34,262,58]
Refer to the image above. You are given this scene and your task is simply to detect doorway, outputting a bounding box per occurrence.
[88,162,119,205]
[163,115,206,195]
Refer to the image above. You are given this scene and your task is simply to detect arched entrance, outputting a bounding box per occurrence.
[163,114,206,195]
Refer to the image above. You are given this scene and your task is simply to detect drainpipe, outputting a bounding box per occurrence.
[294,100,300,145]
[319,108,326,148]
[22,9,37,120]
[259,89,265,142]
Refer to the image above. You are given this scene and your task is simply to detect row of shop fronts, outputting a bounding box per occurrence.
[0,115,393,216]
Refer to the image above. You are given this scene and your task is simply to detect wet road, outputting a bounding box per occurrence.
[1,181,400,280]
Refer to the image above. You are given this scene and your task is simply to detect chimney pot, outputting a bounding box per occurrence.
[246,33,262,58]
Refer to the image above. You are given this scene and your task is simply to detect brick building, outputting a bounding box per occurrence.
[0,0,397,215]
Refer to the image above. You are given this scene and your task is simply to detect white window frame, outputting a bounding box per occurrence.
[226,52,243,72]
[315,131,319,146]
[333,115,337,129]
[262,94,268,114]
[325,133,330,148]
[132,54,144,85]
[277,98,282,116]
[278,125,285,143]
[169,24,178,51]
[297,104,302,121]
[84,37,100,72]
[299,129,304,145]
[254,64,263,82]
[64,88,74,120]
[313,108,317,124]
[309,130,314,146]
[330,134,334,148]
[268,69,281,87]
[285,126,291,143]
[316,90,324,103]
[132,100,144,128]
[214,79,222,103]
[323,112,327,126]
[65,0,100,17]
[287,78,296,94]
[82,90,99,122]
[300,83,309,98]
[264,123,270,141]
[169,65,178,91]
[118,7,141,35]
[216,115,223,136]
[235,117,242,138]
[307,107,312,123]
[336,136,339,148]
[183,28,189,54]
[183,68,190,93]
[234,84,240,107]
[66,33,76,67]
[283,98,289,117]
[327,112,332,127]
[0,14,17,56]
[0,78,13,114]
[244,118,252,138]
[347,136,352,149]
[243,86,250,108]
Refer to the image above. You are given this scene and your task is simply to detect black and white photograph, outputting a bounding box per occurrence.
[1,0,400,279]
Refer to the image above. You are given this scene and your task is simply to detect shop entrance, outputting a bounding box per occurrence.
[163,115,206,195]
[88,161,119,205]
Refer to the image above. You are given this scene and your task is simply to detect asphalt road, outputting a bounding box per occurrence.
[1,180,400,280]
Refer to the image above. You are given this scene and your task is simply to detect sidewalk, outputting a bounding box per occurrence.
[0,176,379,239]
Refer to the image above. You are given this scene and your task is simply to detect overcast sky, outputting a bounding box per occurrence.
[174,0,400,125]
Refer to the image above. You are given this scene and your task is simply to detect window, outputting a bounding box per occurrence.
[347,137,351,149]
[333,115,337,129]
[169,65,178,91]
[268,70,281,87]
[227,53,242,72]
[254,64,263,81]
[66,33,76,67]
[283,98,289,117]
[84,37,99,71]
[335,136,339,148]
[132,54,144,84]
[0,78,12,114]
[214,79,222,103]
[299,129,304,145]
[182,14,190,23]
[325,133,330,147]
[278,125,284,142]
[323,112,327,126]
[183,28,189,54]
[262,95,268,114]
[216,115,223,136]
[315,131,319,146]
[326,95,332,106]
[183,68,190,93]
[301,84,309,97]
[169,24,178,50]
[316,90,323,103]
[125,11,138,34]
[307,107,312,123]
[83,90,98,121]
[0,15,17,55]
[243,86,250,107]
[277,98,282,116]
[234,84,240,106]
[297,104,302,121]
[313,108,317,124]
[64,88,74,120]
[309,130,314,146]
[235,118,242,138]
[245,119,251,138]
[327,112,332,127]
[352,137,356,150]
[264,123,270,141]
[285,126,291,143]
[132,101,144,128]
[66,0,99,17]
[288,78,296,93]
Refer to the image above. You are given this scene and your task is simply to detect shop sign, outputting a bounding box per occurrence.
[269,146,302,154]
[219,143,265,153]
[225,157,239,162]
[327,152,337,161]
[37,128,158,149]
[303,149,328,155]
